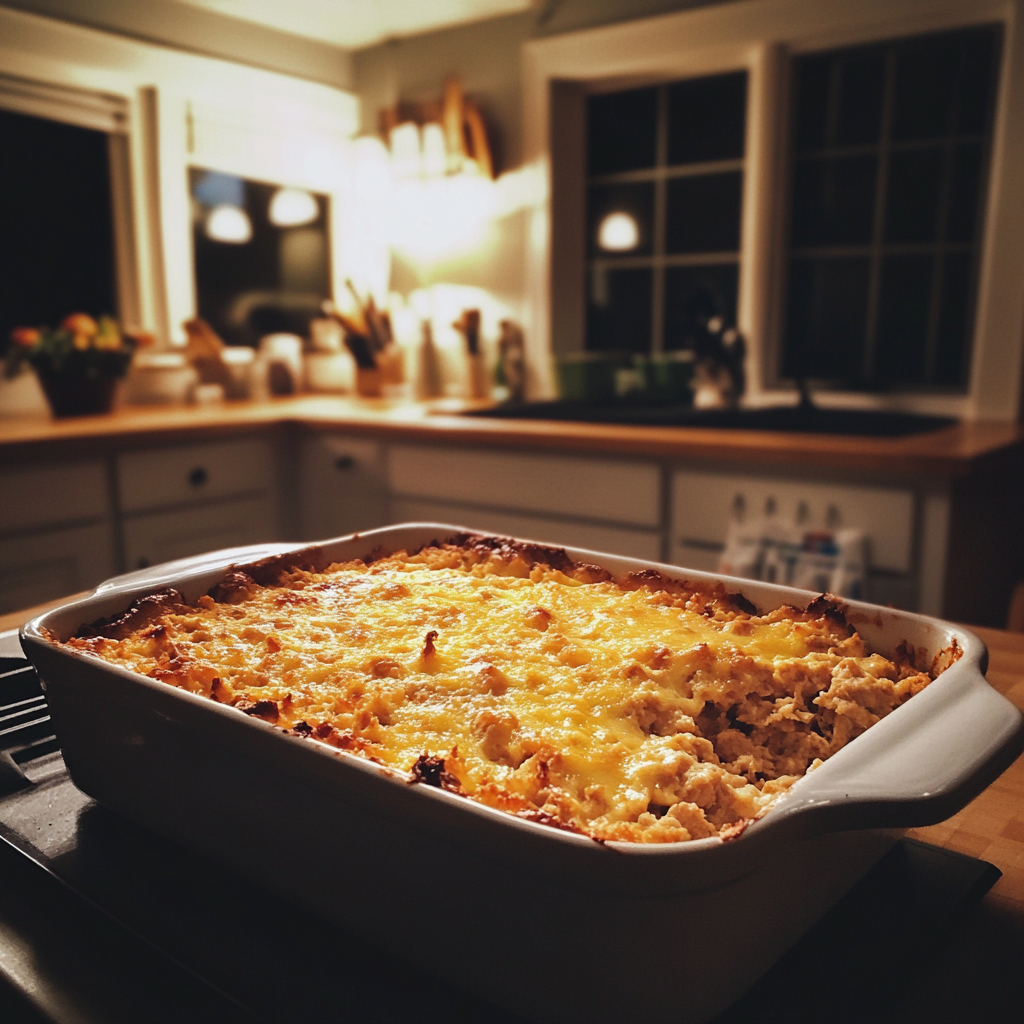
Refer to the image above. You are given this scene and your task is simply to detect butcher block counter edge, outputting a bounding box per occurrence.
[2,396,1022,475]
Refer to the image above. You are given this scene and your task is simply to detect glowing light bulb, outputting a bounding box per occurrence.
[205,204,252,243]
[269,188,318,227]
[598,211,639,251]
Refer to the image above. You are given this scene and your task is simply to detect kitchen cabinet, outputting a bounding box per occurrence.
[0,462,116,613]
[1,402,1020,625]
[298,435,389,542]
[386,443,663,559]
[123,495,277,570]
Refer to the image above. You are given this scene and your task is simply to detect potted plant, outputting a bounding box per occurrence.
[5,313,137,417]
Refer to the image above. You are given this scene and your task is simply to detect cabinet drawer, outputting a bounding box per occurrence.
[118,439,273,514]
[389,446,660,527]
[0,522,116,614]
[672,470,914,572]
[0,462,109,533]
[123,495,277,570]
[391,498,663,561]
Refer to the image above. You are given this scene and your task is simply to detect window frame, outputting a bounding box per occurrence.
[523,0,1024,421]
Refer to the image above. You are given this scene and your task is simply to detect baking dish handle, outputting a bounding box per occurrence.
[93,543,297,595]
[765,660,1024,835]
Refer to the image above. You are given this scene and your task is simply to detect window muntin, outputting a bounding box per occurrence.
[584,71,748,356]
[781,25,1001,391]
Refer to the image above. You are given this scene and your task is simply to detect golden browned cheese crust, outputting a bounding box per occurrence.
[64,536,938,844]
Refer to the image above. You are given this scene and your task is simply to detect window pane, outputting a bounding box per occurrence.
[666,172,742,253]
[885,147,943,243]
[875,255,933,385]
[586,182,655,257]
[957,29,999,134]
[587,87,658,175]
[935,252,973,384]
[893,37,960,140]
[662,264,739,352]
[784,257,869,381]
[836,51,886,145]
[0,108,115,338]
[586,266,652,353]
[794,55,831,153]
[666,71,746,165]
[947,143,983,242]
[791,156,876,246]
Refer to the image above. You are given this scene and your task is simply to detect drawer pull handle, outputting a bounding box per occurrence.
[334,455,355,471]
[188,467,209,487]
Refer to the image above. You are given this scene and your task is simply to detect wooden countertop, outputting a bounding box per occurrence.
[2,395,1022,475]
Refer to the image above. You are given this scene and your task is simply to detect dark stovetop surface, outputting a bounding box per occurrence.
[466,402,958,437]
[0,641,1006,1023]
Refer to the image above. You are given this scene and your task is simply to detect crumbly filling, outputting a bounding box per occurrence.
[64,536,939,843]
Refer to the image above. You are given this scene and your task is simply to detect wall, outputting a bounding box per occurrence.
[0,0,352,88]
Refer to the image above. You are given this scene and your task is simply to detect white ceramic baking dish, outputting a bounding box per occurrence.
[20,525,1024,1024]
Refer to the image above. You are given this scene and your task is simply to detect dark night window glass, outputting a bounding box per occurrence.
[190,169,331,348]
[586,267,652,353]
[666,173,743,254]
[885,148,943,243]
[584,71,747,355]
[0,108,116,342]
[874,255,933,385]
[666,71,747,165]
[791,155,876,246]
[586,181,655,257]
[781,25,1000,391]
[663,264,739,352]
[784,258,870,383]
[586,87,658,175]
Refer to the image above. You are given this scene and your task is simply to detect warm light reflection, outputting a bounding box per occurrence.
[268,187,318,227]
[598,211,639,251]
[389,122,422,180]
[421,123,447,177]
[205,204,252,243]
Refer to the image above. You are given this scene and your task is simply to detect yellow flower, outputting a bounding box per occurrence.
[94,316,122,350]
[72,332,91,351]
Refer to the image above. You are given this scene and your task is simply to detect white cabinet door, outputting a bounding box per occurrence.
[390,497,663,561]
[122,496,277,570]
[0,522,117,613]
[299,435,389,541]
[389,445,661,527]
[118,438,273,513]
[0,462,109,532]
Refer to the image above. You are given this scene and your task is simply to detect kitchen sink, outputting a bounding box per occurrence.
[465,401,957,437]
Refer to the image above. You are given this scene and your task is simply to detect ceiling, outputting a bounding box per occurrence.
[175,0,534,50]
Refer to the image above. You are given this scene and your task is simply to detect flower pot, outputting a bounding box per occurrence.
[36,372,119,418]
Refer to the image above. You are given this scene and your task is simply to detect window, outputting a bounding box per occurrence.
[190,169,332,347]
[782,26,1001,391]
[531,0,1024,418]
[0,108,116,340]
[584,72,747,355]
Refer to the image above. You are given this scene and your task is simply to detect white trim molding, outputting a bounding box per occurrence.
[523,0,1024,421]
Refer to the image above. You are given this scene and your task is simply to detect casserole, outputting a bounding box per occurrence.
[20,525,1024,1024]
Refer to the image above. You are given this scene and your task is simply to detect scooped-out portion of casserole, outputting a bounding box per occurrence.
[63,535,949,844]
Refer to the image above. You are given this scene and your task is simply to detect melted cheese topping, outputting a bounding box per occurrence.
[65,540,934,843]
